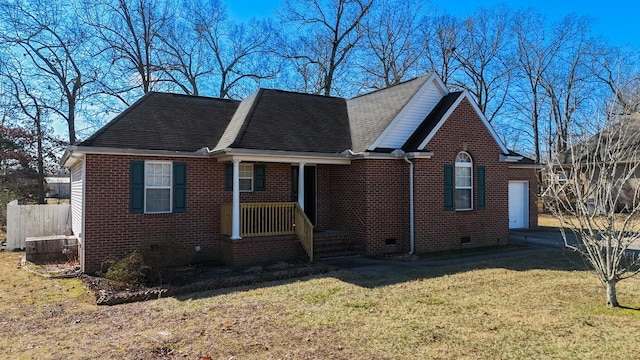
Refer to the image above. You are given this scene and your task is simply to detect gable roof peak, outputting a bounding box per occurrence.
[350,72,438,100]
[349,73,450,152]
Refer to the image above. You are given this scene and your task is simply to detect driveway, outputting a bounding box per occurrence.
[511,227,640,252]
[323,230,565,276]
[509,228,572,248]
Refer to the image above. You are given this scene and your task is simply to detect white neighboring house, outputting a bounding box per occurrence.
[45,174,71,199]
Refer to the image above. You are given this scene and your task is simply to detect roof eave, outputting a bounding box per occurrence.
[508,163,544,169]
[210,148,352,165]
[500,154,523,163]
[61,146,208,167]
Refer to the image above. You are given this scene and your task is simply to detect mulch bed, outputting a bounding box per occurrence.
[80,261,335,306]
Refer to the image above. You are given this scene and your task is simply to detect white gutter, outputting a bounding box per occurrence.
[62,145,209,167]
[500,154,524,163]
[391,149,416,256]
[404,156,415,255]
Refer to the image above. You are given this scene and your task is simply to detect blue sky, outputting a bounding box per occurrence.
[226,0,639,47]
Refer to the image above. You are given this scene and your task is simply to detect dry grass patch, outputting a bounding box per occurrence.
[539,213,640,231]
[1,250,639,359]
[539,213,564,228]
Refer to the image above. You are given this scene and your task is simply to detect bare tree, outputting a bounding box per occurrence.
[357,0,423,90]
[156,4,213,96]
[451,6,514,122]
[1,62,49,204]
[83,0,171,100]
[510,9,565,163]
[0,0,95,144]
[544,110,640,308]
[189,0,279,99]
[591,44,640,116]
[541,15,597,153]
[421,12,463,87]
[279,0,373,96]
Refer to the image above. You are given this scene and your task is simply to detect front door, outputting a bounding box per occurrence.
[291,165,316,225]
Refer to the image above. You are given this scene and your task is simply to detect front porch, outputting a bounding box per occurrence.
[219,202,356,266]
[215,153,354,266]
[221,202,314,261]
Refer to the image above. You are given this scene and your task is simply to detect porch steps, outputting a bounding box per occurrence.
[313,230,359,259]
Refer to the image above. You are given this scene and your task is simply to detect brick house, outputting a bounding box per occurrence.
[62,73,538,274]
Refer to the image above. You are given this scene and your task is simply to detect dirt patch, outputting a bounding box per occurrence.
[80,261,335,306]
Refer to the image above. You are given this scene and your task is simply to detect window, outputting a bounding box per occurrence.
[455,152,473,210]
[130,161,186,214]
[145,162,172,213]
[239,164,253,192]
[225,163,266,192]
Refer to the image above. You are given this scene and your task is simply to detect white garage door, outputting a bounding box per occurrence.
[509,181,529,229]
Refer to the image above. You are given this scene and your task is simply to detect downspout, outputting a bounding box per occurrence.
[404,156,415,255]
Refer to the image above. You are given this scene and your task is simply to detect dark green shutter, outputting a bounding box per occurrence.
[225,163,232,191]
[477,166,486,210]
[254,164,266,191]
[173,162,187,213]
[130,161,145,213]
[444,164,454,211]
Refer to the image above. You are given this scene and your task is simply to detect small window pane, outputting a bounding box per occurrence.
[456,167,471,187]
[146,163,171,186]
[239,178,252,191]
[161,174,170,186]
[456,153,471,163]
[240,164,253,178]
[146,189,171,212]
[456,189,471,209]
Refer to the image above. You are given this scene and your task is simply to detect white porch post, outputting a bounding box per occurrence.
[297,162,305,210]
[231,159,241,240]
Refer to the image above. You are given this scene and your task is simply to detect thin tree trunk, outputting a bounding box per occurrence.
[606,279,619,308]
[36,114,45,205]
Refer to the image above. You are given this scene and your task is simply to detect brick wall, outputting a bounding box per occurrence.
[509,167,540,228]
[219,163,292,204]
[412,98,510,252]
[217,235,305,267]
[83,154,222,273]
[362,160,409,254]
[318,97,514,256]
[82,156,297,273]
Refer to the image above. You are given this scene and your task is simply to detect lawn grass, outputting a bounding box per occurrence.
[538,213,564,228]
[1,250,639,359]
[539,213,640,231]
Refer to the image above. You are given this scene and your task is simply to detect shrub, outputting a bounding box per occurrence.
[141,239,193,284]
[104,251,149,285]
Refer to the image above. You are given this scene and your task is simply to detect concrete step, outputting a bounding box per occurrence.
[313,230,358,259]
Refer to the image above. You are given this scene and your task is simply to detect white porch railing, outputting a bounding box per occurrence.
[221,202,314,260]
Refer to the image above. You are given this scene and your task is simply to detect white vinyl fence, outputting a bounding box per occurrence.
[6,200,71,250]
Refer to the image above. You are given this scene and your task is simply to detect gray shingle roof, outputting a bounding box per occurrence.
[80,92,239,152]
[509,150,537,165]
[347,75,431,152]
[79,75,458,155]
[220,89,352,153]
[558,112,640,164]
